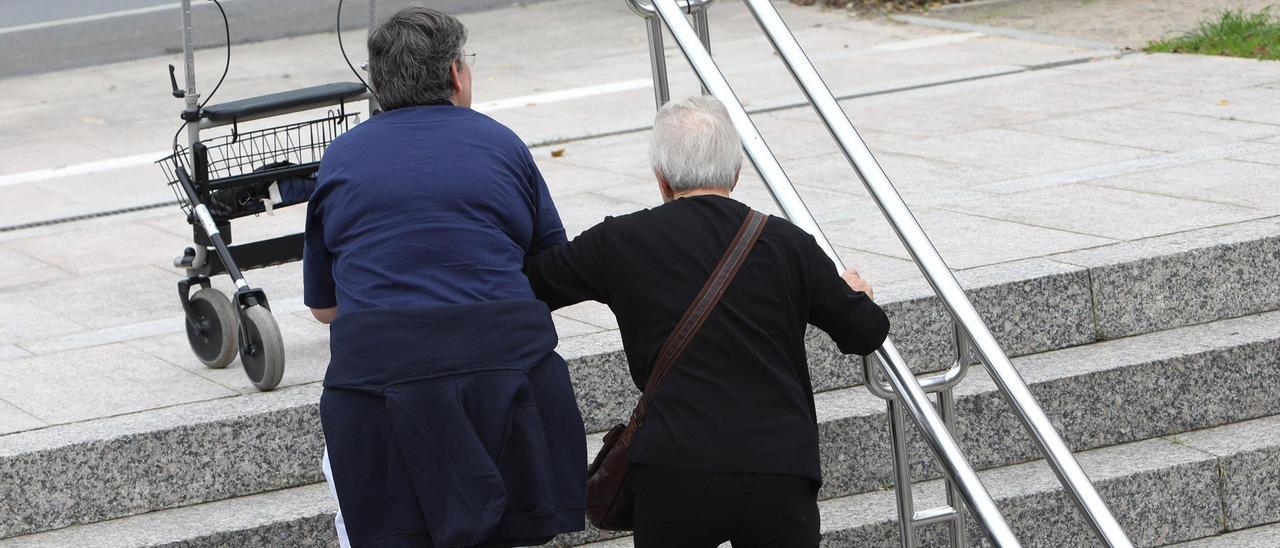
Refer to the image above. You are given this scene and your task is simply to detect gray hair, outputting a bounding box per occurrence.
[367,7,468,111]
[649,96,743,192]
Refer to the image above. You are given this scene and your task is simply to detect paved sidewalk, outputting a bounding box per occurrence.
[1,0,1279,435]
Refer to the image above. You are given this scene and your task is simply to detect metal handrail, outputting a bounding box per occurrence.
[644,1,1019,545]
[624,0,716,17]
[735,1,1134,546]
[863,324,970,400]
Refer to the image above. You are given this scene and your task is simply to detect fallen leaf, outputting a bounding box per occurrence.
[551,148,566,158]
[1217,99,1230,106]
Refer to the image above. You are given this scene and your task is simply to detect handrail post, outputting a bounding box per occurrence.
[644,1,1019,545]
[644,16,671,108]
[887,398,918,548]
[737,1,1133,546]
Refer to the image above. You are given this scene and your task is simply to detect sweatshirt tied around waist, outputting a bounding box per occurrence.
[321,299,587,548]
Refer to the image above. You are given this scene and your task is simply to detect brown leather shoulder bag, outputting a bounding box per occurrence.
[586,209,768,531]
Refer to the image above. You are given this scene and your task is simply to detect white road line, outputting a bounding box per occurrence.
[473,78,653,112]
[0,78,656,187]
[872,32,985,52]
[0,2,198,36]
[0,151,170,188]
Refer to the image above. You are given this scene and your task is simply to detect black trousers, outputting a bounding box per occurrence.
[631,465,820,548]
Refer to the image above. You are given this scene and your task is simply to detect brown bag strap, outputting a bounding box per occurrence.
[623,209,768,440]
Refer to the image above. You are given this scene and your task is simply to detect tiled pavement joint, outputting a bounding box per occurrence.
[977,141,1280,194]
[889,14,1120,52]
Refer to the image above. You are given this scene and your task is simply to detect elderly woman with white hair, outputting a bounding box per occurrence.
[524,95,889,547]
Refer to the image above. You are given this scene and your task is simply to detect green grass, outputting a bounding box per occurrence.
[1146,7,1280,61]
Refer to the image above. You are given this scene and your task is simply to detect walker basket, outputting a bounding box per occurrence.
[157,112,360,216]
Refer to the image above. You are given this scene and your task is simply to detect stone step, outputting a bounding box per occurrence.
[6,306,1280,541]
[577,414,1280,547]
[1167,523,1280,547]
[0,484,337,548]
[9,413,1277,547]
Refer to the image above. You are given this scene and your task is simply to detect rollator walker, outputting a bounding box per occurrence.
[156,0,376,391]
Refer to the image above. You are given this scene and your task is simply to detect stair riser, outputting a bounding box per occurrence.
[0,405,324,539]
[820,334,1280,499]
[154,516,337,548]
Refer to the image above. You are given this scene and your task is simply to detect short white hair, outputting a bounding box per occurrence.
[649,96,743,192]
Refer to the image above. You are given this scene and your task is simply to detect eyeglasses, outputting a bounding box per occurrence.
[461,53,478,69]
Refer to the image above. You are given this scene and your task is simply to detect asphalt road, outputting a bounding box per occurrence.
[0,0,547,80]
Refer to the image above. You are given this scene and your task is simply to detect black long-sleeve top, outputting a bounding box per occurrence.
[523,195,889,483]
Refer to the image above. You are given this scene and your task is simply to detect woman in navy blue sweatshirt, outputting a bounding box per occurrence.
[304,8,585,547]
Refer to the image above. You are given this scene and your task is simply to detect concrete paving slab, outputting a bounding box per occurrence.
[832,247,922,287]
[11,265,180,331]
[0,344,234,424]
[906,70,1183,117]
[1085,158,1280,210]
[977,140,1279,194]
[1142,86,1280,128]
[122,311,329,394]
[0,184,86,229]
[824,206,1116,270]
[1234,146,1280,167]
[0,400,44,437]
[0,298,85,347]
[0,346,31,362]
[831,95,1056,139]
[556,302,619,332]
[18,316,178,357]
[1060,53,1280,96]
[0,246,69,291]
[1010,107,1280,153]
[892,127,1158,180]
[941,184,1267,241]
[551,313,606,338]
[4,222,186,275]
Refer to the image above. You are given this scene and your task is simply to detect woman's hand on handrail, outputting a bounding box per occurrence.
[841,268,873,301]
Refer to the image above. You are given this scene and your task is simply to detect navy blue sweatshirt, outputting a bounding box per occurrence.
[321,299,586,547]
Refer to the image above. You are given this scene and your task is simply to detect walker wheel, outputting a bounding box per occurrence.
[185,288,239,369]
[239,305,285,391]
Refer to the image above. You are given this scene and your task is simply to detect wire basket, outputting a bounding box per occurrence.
[157,112,360,216]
